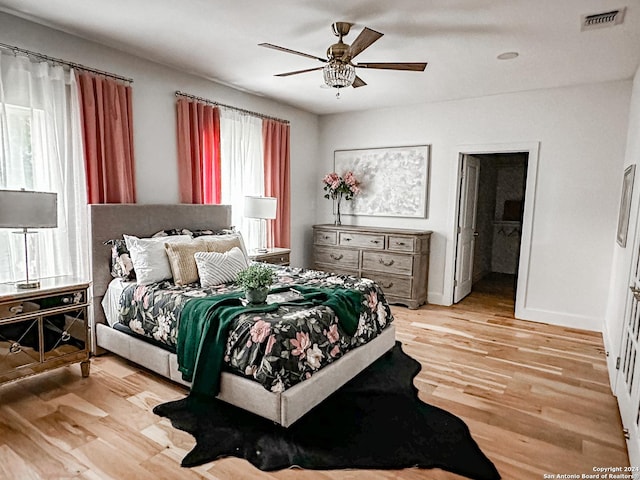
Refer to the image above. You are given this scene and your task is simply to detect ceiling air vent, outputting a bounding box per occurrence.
[581,7,626,31]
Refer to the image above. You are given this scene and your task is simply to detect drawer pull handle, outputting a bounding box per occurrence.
[9,305,23,314]
[9,342,22,354]
[330,254,344,261]
[371,240,380,244]
[62,297,71,304]
[382,282,394,289]
[396,242,406,246]
[61,331,71,342]
[343,237,352,242]
[379,258,395,266]
[323,235,331,240]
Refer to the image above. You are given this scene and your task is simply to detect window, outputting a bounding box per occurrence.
[0,55,88,283]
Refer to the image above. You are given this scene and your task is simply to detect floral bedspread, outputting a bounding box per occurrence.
[117,265,393,392]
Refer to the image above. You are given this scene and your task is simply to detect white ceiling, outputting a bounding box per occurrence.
[1,0,639,115]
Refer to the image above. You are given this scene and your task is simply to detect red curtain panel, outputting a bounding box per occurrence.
[77,72,136,204]
[176,97,221,204]
[262,119,291,248]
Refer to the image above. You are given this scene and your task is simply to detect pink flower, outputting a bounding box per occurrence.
[250,320,271,343]
[322,171,361,201]
[291,332,311,358]
[366,290,378,309]
[265,334,276,355]
[326,323,340,344]
[133,285,146,302]
[330,345,340,358]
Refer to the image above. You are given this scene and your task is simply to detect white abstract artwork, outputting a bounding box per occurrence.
[334,145,430,218]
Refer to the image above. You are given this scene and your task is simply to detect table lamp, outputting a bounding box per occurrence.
[0,189,58,288]
[243,196,277,253]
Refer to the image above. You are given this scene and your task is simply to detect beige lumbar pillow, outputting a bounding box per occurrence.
[198,233,248,257]
[164,239,208,286]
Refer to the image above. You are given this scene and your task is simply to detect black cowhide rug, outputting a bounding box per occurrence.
[153,342,500,480]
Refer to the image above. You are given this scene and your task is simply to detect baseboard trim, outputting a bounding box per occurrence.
[516,306,602,332]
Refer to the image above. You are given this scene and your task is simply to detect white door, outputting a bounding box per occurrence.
[615,235,640,466]
[454,155,480,303]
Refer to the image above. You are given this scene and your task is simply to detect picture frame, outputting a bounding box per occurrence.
[617,164,636,247]
[334,145,430,218]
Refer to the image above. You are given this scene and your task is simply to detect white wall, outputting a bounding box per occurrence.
[319,81,632,330]
[604,65,640,381]
[0,12,319,267]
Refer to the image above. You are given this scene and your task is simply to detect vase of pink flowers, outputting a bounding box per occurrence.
[322,171,361,225]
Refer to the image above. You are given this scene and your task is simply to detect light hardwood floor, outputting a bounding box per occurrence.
[0,275,629,479]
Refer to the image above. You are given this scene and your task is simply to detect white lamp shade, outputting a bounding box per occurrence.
[0,189,58,228]
[244,196,277,220]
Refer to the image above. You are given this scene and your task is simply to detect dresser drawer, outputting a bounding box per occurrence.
[363,272,412,298]
[339,232,384,249]
[362,251,413,275]
[314,246,359,269]
[314,229,337,245]
[0,301,40,320]
[388,236,415,252]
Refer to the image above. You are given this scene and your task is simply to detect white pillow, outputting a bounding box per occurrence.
[194,247,249,287]
[124,234,192,285]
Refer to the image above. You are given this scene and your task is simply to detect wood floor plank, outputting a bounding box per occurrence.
[0,273,629,478]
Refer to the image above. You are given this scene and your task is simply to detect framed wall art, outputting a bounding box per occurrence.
[334,145,430,218]
[617,164,636,247]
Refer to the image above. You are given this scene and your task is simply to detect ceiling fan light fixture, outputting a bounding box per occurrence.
[323,60,356,88]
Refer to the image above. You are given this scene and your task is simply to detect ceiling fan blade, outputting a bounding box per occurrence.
[352,76,367,88]
[356,62,427,71]
[344,27,383,61]
[275,66,324,77]
[259,43,327,63]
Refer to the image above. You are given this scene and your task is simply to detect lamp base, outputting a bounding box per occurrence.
[17,280,40,289]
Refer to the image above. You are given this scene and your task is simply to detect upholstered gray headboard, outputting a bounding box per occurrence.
[89,204,232,326]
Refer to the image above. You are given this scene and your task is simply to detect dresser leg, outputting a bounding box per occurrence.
[80,360,91,378]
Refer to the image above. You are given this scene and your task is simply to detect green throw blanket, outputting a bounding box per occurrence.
[177,286,363,397]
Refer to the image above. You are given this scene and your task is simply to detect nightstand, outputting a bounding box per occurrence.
[0,277,90,385]
[249,247,291,266]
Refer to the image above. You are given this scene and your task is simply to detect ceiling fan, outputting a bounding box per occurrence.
[259,22,427,94]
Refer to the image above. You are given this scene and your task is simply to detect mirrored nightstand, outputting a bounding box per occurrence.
[248,247,291,266]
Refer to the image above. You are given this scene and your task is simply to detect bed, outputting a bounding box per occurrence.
[89,204,396,427]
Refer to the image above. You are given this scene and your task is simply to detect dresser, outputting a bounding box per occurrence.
[0,277,90,385]
[313,225,431,309]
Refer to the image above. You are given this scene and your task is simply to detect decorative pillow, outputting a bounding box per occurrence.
[198,232,248,257]
[104,239,135,280]
[164,239,208,286]
[191,228,234,237]
[124,234,192,285]
[151,227,233,238]
[194,247,248,287]
[152,228,193,238]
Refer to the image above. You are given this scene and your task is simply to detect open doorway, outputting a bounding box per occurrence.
[454,152,528,308]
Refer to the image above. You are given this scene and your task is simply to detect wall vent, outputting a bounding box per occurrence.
[581,7,626,31]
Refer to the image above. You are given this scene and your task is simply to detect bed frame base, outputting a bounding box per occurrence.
[96,323,396,427]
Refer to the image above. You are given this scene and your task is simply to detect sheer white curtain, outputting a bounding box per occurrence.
[0,53,88,283]
[219,108,264,252]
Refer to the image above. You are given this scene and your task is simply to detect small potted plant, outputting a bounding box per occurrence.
[236,263,276,304]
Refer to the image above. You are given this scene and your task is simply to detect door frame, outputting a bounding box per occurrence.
[447,142,540,320]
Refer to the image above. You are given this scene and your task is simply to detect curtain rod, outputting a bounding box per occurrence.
[175,91,289,125]
[0,42,133,84]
